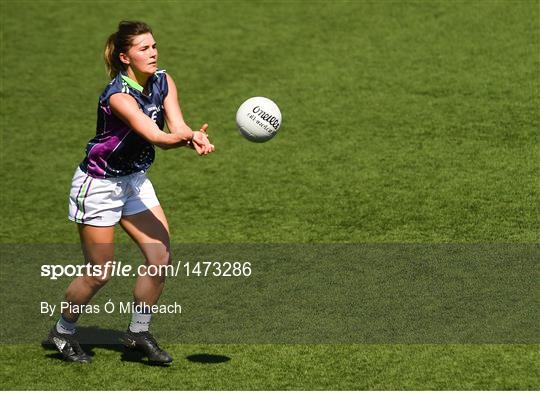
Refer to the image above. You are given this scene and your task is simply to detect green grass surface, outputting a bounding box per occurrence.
[1,0,539,390]
[2,0,539,244]
[2,344,539,390]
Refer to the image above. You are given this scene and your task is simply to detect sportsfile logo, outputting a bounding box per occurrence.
[252,105,280,130]
[40,261,176,280]
[40,260,252,280]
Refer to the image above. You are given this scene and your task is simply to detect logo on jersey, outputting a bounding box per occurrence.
[146,105,162,123]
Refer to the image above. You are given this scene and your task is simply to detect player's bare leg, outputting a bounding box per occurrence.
[49,225,115,363]
[64,225,116,320]
[119,205,173,364]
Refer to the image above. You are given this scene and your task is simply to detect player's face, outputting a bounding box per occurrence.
[124,33,158,75]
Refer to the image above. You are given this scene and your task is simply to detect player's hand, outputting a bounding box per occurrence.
[192,124,215,156]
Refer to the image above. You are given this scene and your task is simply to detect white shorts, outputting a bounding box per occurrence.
[68,167,160,227]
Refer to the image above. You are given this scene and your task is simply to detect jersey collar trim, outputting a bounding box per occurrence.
[120,74,144,92]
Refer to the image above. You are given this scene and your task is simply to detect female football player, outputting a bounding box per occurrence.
[47,20,214,364]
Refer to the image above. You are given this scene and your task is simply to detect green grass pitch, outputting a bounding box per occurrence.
[1,0,539,390]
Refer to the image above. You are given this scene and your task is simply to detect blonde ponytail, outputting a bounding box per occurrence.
[104,33,122,79]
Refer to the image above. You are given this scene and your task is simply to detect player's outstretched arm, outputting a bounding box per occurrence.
[163,74,215,155]
[109,93,191,150]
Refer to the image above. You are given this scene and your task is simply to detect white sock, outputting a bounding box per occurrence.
[129,311,152,333]
[56,315,76,335]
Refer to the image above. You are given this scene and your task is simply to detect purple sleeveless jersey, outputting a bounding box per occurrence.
[79,70,168,178]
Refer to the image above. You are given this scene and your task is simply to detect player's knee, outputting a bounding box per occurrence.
[84,272,111,289]
[148,248,171,269]
[142,255,171,283]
